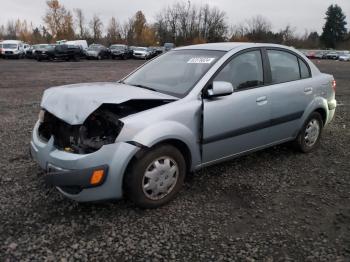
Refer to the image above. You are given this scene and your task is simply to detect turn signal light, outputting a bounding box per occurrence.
[90,170,105,185]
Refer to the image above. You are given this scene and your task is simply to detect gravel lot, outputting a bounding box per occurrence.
[0,59,349,261]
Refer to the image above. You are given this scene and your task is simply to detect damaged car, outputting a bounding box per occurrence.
[30,43,337,208]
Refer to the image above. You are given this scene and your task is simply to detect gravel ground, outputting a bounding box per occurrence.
[0,59,349,261]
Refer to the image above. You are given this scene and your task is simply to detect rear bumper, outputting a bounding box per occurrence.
[30,121,140,202]
[328,99,337,110]
[326,99,337,125]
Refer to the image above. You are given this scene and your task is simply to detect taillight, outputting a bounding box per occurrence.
[332,80,336,92]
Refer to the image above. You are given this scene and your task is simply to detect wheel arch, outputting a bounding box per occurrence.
[314,107,327,126]
[122,138,193,193]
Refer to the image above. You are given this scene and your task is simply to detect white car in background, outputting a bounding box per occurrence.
[1,40,25,58]
[133,47,152,59]
[338,51,350,61]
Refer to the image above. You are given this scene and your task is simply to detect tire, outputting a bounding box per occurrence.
[97,55,102,60]
[124,144,186,208]
[294,112,323,153]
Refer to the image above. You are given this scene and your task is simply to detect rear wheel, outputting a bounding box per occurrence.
[294,112,323,153]
[124,144,186,208]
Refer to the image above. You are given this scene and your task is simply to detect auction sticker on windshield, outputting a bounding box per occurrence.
[187,57,216,64]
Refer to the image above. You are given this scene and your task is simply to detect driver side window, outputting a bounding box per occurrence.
[214,50,264,91]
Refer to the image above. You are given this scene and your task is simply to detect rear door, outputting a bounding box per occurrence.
[202,49,275,163]
[265,49,313,141]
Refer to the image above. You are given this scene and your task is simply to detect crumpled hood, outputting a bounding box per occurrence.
[41,82,177,125]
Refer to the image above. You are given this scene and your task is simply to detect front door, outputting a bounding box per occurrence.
[202,49,273,164]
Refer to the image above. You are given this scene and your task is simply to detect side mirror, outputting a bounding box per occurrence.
[206,81,234,98]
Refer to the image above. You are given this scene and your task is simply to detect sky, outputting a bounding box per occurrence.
[0,0,349,35]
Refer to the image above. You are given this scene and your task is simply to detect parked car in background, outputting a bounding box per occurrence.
[1,40,25,58]
[26,44,48,59]
[65,40,88,51]
[314,51,327,59]
[36,44,82,61]
[133,47,152,59]
[23,43,31,55]
[30,43,336,208]
[151,46,164,56]
[338,51,350,61]
[305,50,316,59]
[110,44,133,59]
[34,44,54,60]
[86,44,110,60]
[326,51,339,60]
[0,42,3,58]
[163,42,175,52]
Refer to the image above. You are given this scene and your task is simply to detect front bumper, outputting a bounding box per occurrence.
[3,53,20,58]
[44,164,108,194]
[30,121,140,202]
[133,54,147,58]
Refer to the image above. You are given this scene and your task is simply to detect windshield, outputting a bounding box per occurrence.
[111,45,124,50]
[135,47,147,51]
[124,49,224,97]
[3,44,18,49]
[88,45,101,51]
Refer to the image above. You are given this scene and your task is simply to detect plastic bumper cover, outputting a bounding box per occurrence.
[30,121,140,202]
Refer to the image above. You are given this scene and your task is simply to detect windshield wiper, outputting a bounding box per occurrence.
[130,84,157,92]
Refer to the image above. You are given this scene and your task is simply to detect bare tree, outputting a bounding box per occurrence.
[106,17,121,44]
[74,8,86,38]
[154,1,227,45]
[6,20,17,39]
[245,15,271,35]
[89,14,103,42]
[0,24,5,39]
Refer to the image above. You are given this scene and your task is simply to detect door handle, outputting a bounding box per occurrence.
[256,96,267,105]
[304,87,313,93]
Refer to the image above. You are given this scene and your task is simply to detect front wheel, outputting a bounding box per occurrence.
[294,112,323,153]
[124,144,186,208]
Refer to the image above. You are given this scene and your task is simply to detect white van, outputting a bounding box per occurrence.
[1,40,25,58]
[65,40,88,50]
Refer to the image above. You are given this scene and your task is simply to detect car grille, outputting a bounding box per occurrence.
[5,51,13,54]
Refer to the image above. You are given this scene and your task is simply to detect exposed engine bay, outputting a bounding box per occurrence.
[38,100,172,154]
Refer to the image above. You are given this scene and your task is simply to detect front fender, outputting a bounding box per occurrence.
[120,121,201,170]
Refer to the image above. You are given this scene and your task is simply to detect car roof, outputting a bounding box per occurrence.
[2,40,23,44]
[175,42,296,52]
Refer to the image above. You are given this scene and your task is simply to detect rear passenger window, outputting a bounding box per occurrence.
[299,58,311,79]
[214,50,264,90]
[267,50,300,83]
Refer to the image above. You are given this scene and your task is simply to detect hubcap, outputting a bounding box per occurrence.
[142,157,179,200]
[304,119,320,147]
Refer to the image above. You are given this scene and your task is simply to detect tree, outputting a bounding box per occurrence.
[154,1,227,45]
[89,15,103,42]
[321,4,347,48]
[106,17,121,44]
[74,8,87,38]
[244,15,272,42]
[43,0,74,40]
[133,11,147,44]
[6,20,17,39]
[0,25,5,39]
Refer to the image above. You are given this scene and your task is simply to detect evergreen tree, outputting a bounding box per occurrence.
[321,4,347,48]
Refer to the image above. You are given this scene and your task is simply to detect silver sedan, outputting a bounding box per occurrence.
[30,43,337,208]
